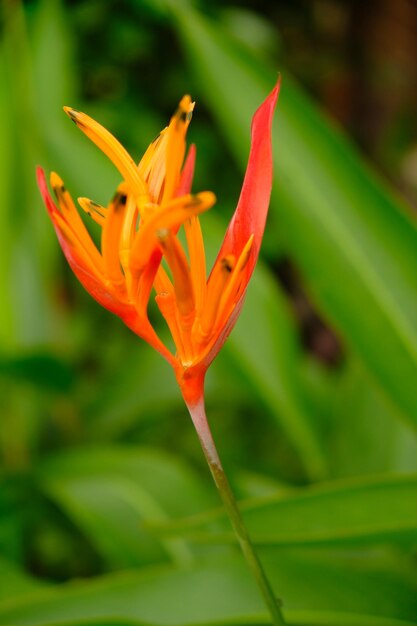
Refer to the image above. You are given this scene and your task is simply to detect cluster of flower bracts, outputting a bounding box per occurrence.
[37,82,279,405]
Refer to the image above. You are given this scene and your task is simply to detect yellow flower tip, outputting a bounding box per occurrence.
[63,106,82,125]
[49,172,68,205]
[49,171,64,191]
[78,197,106,225]
[192,191,216,210]
[179,94,194,110]
[77,196,103,209]
[175,95,195,124]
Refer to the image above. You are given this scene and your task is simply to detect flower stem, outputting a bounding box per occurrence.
[186,395,286,626]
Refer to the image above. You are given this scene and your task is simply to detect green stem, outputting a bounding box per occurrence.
[186,395,286,626]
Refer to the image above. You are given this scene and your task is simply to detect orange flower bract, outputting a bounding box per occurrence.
[37,82,279,406]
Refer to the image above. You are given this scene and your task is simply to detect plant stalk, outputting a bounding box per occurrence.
[186,395,286,626]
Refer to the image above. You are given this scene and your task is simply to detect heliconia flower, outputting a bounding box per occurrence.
[37,81,279,409]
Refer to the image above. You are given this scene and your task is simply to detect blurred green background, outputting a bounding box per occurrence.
[1,0,417,624]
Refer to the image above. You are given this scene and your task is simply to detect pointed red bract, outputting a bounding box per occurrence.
[215,80,279,276]
[196,81,280,375]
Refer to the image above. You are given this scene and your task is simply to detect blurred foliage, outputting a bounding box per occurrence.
[1,0,417,623]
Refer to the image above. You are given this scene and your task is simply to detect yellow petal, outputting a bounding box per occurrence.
[63,107,148,206]
[78,197,106,226]
[50,173,104,273]
[162,95,194,205]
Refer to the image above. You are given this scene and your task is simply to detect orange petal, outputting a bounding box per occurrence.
[196,254,235,343]
[185,215,206,326]
[130,191,215,272]
[158,231,194,322]
[101,186,129,287]
[37,167,127,317]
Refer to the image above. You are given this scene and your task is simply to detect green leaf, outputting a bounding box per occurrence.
[84,333,244,442]
[243,473,417,547]
[154,473,417,548]
[0,556,46,604]
[36,446,214,568]
[0,353,74,393]
[167,2,417,429]
[83,345,182,440]
[0,550,415,624]
[0,47,15,349]
[35,621,150,626]
[1,1,55,347]
[322,358,417,478]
